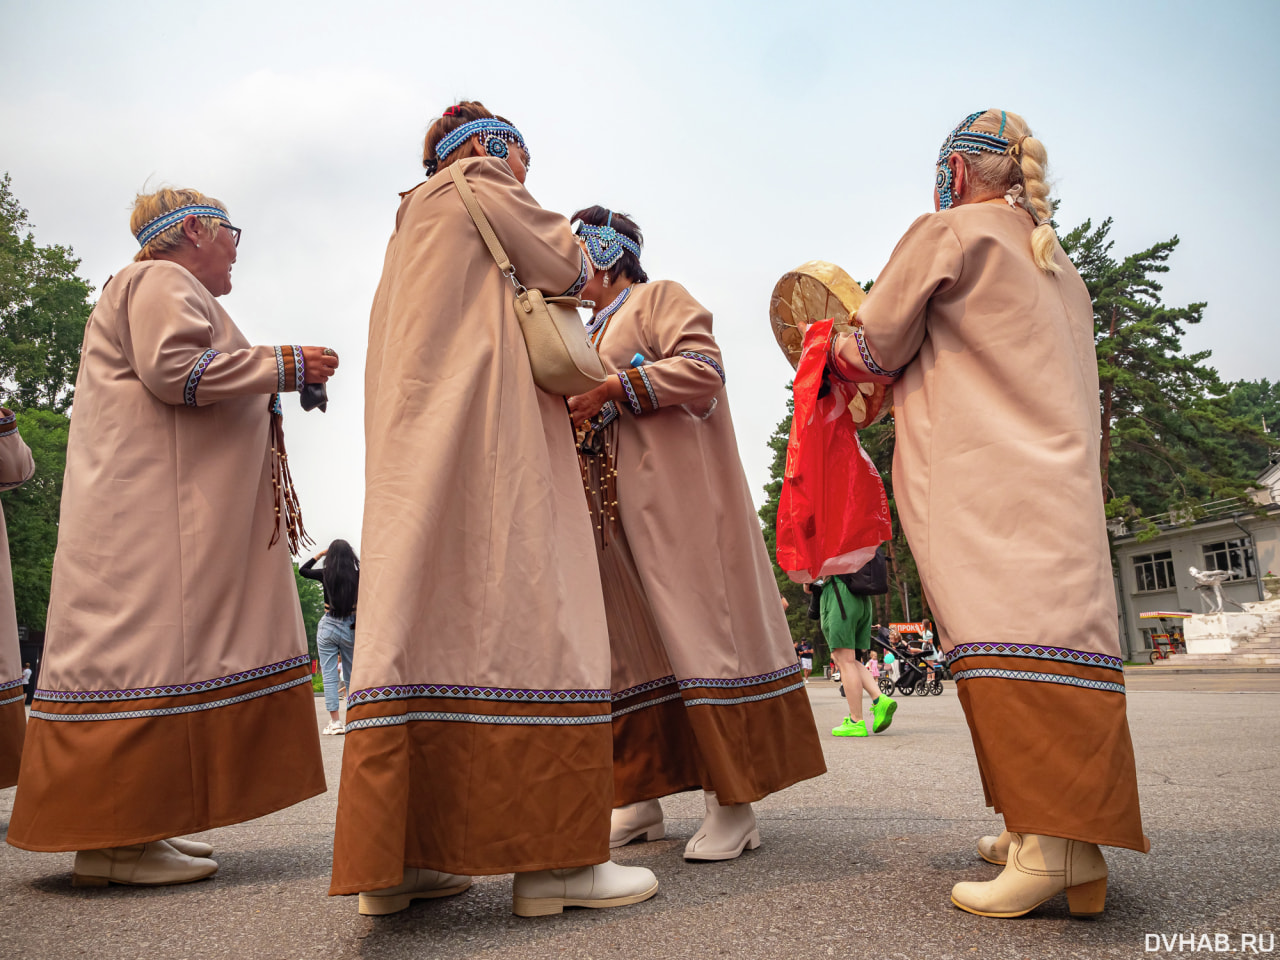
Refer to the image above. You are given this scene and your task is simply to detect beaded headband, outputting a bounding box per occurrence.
[134,204,228,247]
[934,109,1011,210]
[431,118,529,173]
[571,213,642,270]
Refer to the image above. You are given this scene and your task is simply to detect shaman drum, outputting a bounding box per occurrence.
[769,260,890,428]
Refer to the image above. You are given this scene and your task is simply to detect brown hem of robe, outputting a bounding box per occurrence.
[329,698,612,894]
[0,697,25,789]
[7,665,324,851]
[951,652,1149,853]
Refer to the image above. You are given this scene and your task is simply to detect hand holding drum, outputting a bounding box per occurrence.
[769,261,890,428]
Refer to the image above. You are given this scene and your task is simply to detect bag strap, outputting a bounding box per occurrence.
[449,163,520,286]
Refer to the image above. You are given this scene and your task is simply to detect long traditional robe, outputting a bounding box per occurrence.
[329,157,605,895]
[585,281,825,806]
[8,260,325,852]
[856,203,1147,852]
[0,410,35,788]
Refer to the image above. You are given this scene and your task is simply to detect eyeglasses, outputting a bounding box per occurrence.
[219,222,242,247]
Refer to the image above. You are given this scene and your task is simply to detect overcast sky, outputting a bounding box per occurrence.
[3,0,1277,556]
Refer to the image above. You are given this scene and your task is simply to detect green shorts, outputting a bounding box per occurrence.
[819,579,873,650]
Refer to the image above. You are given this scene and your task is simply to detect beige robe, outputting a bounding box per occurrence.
[330,157,605,895]
[0,410,35,788]
[585,281,825,805]
[857,203,1146,851]
[8,261,325,852]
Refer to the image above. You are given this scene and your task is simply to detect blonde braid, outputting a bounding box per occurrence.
[1017,136,1061,274]
[965,110,1062,274]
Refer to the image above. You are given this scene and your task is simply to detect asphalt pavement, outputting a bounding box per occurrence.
[1,673,1276,960]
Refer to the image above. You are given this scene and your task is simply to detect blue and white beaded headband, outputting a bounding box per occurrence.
[571,214,642,270]
[934,110,1011,210]
[135,205,228,247]
[433,118,530,168]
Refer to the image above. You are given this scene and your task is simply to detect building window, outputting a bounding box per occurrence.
[1133,551,1176,593]
[1201,538,1256,582]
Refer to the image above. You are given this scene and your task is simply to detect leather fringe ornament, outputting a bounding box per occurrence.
[268,394,313,554]
[577,419,620,550]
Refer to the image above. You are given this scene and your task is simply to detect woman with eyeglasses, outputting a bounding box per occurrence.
[8,188,338,887]
[565,206,825,865]
[329,102,658,919]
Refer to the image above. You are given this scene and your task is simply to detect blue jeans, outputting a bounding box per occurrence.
[316,614,355,713]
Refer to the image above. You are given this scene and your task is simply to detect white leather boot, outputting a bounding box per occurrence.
[358,867,472,915]
[610,799,665,848]
[951,832,1108,918]
[72,842,218,887]
[977,829,1011,865]
[166,837,214,858]
[683,791,760,862]
[512,860,658,917]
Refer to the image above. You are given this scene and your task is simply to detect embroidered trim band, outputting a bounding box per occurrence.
[679,351,726,385]
[184,349,219,407]
[950,668,1126,695]
[0,677,22,693]
[345,710,611,732]
[613,675,678,702]
[274,346,286,393]
[612,691,683,718]
[560,251,590,298]
[0,693,25,708]
[618,371,642,415]
[34,655,311,704]
[684,680,807,708]
[32,674,313,721]
[679,663,801,690]
[587,287,632,341]
[0,410,15,439]
[637,366,658,409]
[946,643,1123,672]
[292,345,304,391]
[135,205,228,247]
[853,327,904,379]
[347,683,610,705]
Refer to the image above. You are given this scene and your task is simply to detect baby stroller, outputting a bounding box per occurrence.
[872,636,943,697]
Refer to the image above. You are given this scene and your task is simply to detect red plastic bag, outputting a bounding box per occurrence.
[776,319,892,583]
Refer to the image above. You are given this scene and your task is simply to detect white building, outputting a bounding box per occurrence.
[1109,459,1280,660]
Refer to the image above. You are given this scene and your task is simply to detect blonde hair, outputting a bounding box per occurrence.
[131,187,226,262]
[956,110,1061,274]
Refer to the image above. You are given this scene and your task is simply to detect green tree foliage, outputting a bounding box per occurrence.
[1,407,69,629]
[1060,218,1268,520]
[293,563,323,661]
[0,174,94,412]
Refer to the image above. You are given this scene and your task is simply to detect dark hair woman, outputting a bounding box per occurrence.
[299,539,359,733]
[565,206,825,866]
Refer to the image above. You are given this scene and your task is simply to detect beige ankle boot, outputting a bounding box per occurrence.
[683,791,760,862]
[72,842,218,887]
[610,799,665,848]
[512,861,658,917]
[165,837,214,858]
[358,867,472,915]
[977,829,1011,865]
[951,832,1108,918]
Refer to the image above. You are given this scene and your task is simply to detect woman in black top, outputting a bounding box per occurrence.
[300,539,359,734]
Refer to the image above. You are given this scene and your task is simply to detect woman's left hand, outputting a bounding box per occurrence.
[567,382,611,427]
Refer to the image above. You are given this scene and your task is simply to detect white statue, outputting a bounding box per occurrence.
[1189,566,1246,614]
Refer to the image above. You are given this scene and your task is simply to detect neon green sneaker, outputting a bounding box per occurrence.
[831,717,868,738]
[871,695,897,733]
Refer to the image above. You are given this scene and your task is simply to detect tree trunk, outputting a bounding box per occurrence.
[1099,304,1117,493]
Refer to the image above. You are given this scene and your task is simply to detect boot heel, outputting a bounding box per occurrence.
[745,830,761,851]
[643,824,666,843]
[71,874,109,888]
[358,892,412,916]
[513,896,565,917]
[1066,876,1107,916]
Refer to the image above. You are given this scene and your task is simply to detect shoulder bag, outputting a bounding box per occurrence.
[449,163,606,397]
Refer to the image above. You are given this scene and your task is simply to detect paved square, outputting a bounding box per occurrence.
[2,674,1276,959]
